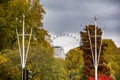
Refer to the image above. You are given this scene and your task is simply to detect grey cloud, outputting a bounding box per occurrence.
[41,0,120,36]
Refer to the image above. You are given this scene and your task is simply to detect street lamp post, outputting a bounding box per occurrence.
[87,17,103,80]
[94,17,98,80]
[16,14,32,80]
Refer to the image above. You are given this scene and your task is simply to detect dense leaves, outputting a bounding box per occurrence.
[80,25,111,80]
[103,39,120,80]
[0,44,67,80]
[65,47,84,80]
[0,0,120,80]
[0,0,67,80]
[27,45,67,80]
[0,0,46,51]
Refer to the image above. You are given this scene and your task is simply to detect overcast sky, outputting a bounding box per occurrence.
[41,0,120,52]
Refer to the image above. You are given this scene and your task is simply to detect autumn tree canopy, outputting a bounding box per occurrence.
[0,0,46,51]
[0,0,67,80]
[80,25,111,80]
[65,47,84,80]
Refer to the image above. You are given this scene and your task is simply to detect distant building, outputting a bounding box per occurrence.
[54,46,65,59]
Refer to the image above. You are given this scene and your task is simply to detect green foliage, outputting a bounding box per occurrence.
[65,48,83,70]
[0,53,7,64]
[0,43,67,80]
[0,0,46,51]
[103,39,117,64]
[65,47,84,80]
[0,49,21,80]
[0,0,68,80]
[103,39,120,80]
[26,45,54,79]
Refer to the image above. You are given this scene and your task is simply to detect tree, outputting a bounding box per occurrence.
[0,43,67,80]
[24,44,67,80]
[0,0,46,51]
[0,53,7,65]
[103,39,117,66]
[80,25,111,80]
[0,0,68,80]
[103,39,120,80]
[65,47,84,80]
[0,49,21,80]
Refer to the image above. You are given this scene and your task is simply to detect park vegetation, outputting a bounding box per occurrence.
[0,0,120,80]
[0,0,67,80]
[65,25,120,80]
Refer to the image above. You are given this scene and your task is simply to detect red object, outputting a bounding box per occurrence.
[90,75,114,80]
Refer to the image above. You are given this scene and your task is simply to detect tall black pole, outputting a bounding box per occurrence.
[22,67,26,80]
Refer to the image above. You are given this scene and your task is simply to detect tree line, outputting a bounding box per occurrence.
[0,0,120,80]
[65,25,120,80]
[0,0,67,80]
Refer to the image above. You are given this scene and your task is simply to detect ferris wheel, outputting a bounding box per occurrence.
[51,33,82,58]
[52,33,82,46]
